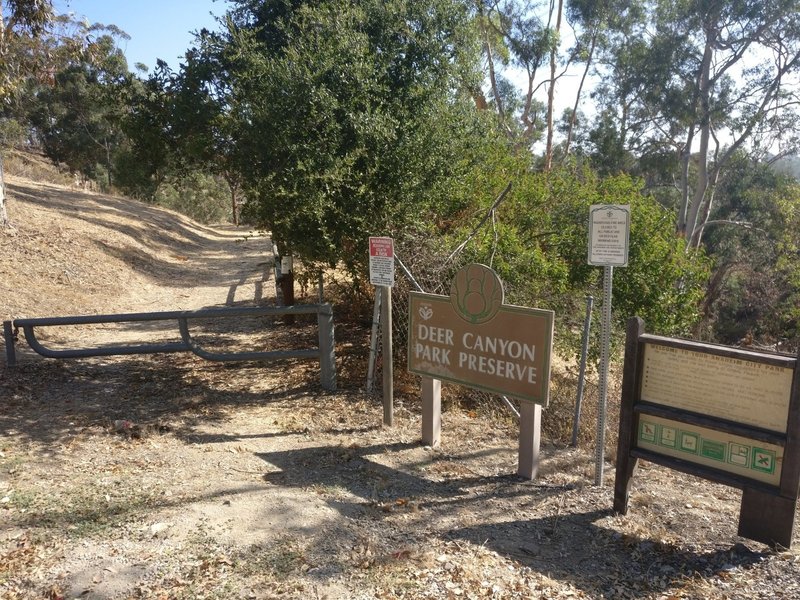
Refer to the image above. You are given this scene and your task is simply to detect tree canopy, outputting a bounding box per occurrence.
[0,1,49,221]
[212,0,491,274]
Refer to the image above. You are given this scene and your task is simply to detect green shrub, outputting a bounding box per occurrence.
[153,172,231,224]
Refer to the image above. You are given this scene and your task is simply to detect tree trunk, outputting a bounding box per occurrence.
[685,31,716,249]
[106,139,112,188]
[278,255,295,325]
[231,187,239,226]
[479,5,504,123]
[224,172,240,226]
[563,29,597,159]
[676,127,695,238]
[0,153,9,229]
[544,0,564,171]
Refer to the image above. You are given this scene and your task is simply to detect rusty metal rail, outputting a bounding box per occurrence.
[3,304,336,390]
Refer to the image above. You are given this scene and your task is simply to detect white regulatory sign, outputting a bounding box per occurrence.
[369,236,395,287]
[588,204,630,267]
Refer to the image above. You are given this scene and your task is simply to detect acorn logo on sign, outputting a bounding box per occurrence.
[449,263,504,324]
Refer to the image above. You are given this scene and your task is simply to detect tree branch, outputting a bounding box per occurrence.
[444,181,513,265]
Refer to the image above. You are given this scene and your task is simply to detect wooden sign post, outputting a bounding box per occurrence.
[369,237,395,426]
[615,317,800,548]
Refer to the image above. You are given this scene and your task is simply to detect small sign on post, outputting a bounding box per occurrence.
[588,204,630,486]
[589,204,631,267]
[369,237,395,426]
[369,237,395,287]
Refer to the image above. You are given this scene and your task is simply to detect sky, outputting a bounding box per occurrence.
[50,1,582,114]
[53,0,231,72]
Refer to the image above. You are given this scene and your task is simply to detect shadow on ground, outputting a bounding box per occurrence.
[451,510,768,598]
[251,441,772,599]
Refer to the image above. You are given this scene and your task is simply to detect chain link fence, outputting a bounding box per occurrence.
[365,230,609,447]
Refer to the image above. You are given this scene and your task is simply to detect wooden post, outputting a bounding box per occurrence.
[381,286,393,426]
[279,275,295,325]
[738,342,800,547]
[422,377,441,447]
[3,320,15,367]
[518,402,542,479]
[613,317,645,514]
[738,488,795,548]
[316,304,336,391]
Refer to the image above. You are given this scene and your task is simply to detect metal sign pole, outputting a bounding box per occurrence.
[595,266,614,485]
[571,295,594,446]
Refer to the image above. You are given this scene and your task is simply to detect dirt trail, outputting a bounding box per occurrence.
[1,176,274,351]
[1,176,800,600]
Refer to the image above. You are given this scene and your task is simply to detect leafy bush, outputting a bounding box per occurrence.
[111,146,161,200]
[153,172,231,224]
[699,156,800,348]
[443,166,709,356]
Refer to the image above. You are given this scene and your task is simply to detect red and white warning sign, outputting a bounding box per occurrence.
[369,236,395,287]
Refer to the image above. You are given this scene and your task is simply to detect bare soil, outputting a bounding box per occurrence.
[1,174,799,599]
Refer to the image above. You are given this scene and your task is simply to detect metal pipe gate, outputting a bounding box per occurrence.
[3,304,336,391]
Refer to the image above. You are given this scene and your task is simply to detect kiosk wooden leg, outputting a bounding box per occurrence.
[738,488,796,548]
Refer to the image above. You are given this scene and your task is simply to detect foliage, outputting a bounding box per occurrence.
[583,0,800,248]
[116,63,173,198]
[153,35,245,223]
[153,171,231,224]
[3,0,800,352]
[28,30,129,185]
[0,0,55,227]
[699,155,800,346]
[219,0,487,279]
[444,164,709,349]
[474,0,552,147]
[0,0,54,100]
[116,57,239,222]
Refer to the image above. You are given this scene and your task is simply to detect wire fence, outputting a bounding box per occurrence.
[364,229,611,446]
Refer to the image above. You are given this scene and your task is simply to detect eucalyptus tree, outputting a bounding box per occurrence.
[29,29,130,186]
[473,0,555,152]
[470,0,644,165]
[590,0,800,249]
[560,0,645,158]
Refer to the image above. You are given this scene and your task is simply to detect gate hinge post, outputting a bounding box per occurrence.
[3,320,16,367]
[317,304,336,391]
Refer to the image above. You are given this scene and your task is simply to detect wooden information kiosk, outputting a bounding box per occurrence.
[615,317,800,548]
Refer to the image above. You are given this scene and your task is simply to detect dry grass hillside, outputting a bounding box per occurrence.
[1,164,799,599]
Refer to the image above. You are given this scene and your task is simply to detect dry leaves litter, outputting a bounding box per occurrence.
[1,173,799,599]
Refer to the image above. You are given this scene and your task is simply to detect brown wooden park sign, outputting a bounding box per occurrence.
[407,264,554,479]
[615,317,800,548]
[408,264,553,405]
